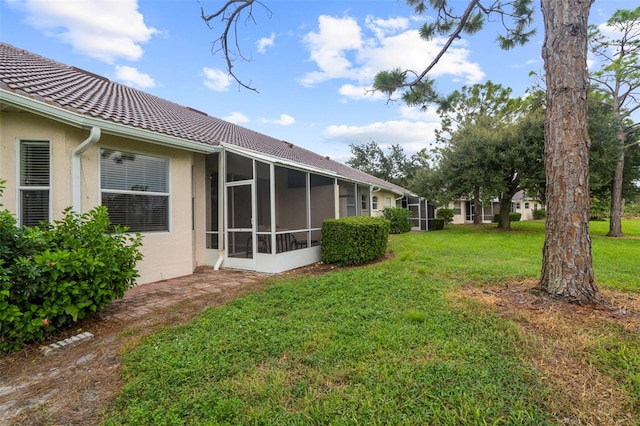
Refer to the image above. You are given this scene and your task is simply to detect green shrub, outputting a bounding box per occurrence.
[382,208,411,234]
[0,206,143,352]
[431,218,445,230]
[624,202,640,218]
[436,208,455,224]
[321,216,390,266]
[532,209,546,220]
[590,197,610,220]
[493,212,522,223]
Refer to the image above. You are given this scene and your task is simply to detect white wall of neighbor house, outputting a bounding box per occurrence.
[512,199,543,221]
[445,199,544,223]
[0,110,204,285]
[370,189,400,217]
[447,201,466,224]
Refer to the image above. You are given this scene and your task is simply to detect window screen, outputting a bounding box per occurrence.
[100,149,169,232]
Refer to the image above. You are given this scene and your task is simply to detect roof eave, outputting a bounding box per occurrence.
[0,89,220,154]
[220,142,338,177]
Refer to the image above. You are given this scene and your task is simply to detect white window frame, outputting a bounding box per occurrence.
[372,196,378,210]
[385,196,392,208]
[17,139,51,227]
[100,148,171,233]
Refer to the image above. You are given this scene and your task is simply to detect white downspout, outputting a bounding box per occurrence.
[214,251,224,270]
[71,126,101,212]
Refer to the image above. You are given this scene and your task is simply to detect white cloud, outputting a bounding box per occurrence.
[364,15,409,40]
[323,117,440,155]
[14,0,157,63]
[300,15,363,86]
[203,67,231,91]
[262,114,296,126]
[321,104,442,156]
[300,14,484,89]
[511,58,542,69]
[113,66,155,89]
[398,105,440,122]
[338,84,386,101]
[257,32,275,53]
[223,112,249,124]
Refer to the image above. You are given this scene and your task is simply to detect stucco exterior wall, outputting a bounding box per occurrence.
[0,111,75,220]
[89,135,198,284]
[0,110,201,285]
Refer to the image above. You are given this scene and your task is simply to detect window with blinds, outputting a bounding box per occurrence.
[19,141,50,227]
[100,149,170,232]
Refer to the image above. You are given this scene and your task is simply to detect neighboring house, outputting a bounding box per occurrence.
[0,43,430,284]
[444,191,544,224]
[511,190,544,221]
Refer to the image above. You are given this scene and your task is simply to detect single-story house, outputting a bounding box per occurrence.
[510,191,544,221]
[0,43,432,284]
[443,191,544,224]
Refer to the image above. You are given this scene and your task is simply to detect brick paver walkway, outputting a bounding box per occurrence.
[98,267,267,323]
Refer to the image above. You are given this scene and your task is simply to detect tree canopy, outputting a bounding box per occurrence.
[588,6,640,235]
[346,141,429,189]
[414,82,544,228]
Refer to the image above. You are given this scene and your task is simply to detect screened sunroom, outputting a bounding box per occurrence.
[204,150,377,273]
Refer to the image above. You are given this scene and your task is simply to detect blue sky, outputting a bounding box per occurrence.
[0,0,634,162]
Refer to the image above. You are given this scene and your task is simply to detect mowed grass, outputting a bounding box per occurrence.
[103,220,640,425]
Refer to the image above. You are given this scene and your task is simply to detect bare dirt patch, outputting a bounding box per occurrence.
[455,280,640,425]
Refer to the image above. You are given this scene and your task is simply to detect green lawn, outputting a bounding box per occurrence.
[103,220,639,425]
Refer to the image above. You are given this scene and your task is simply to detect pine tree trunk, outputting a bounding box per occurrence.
[537,0,599,304]
[607,141,625,237]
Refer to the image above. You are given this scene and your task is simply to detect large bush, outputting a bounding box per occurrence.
[436,208,455,224]
[321,216,390,266]
[382,208,411,234]
[0,205,142,352]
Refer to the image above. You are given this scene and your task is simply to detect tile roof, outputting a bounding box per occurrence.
[0,42,410,195]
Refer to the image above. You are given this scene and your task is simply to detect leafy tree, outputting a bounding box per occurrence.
[201,0,601,303]
[427,82,544,229]
[346,141,430,188]
[408,165,448,208]
[588,7,640,236]
[375,0,599,303]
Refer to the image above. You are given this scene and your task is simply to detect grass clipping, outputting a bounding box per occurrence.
[452,280,640,425]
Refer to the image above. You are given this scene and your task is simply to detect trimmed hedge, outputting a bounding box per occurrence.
[493,212,522,223]
[431,218,445,230]
[383,208,411,234]
[321,216,390,266]
[0,206,142,352]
